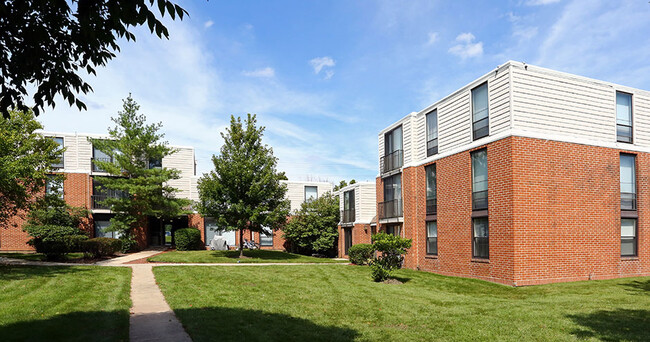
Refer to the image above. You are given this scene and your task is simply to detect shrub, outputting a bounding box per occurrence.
[369,233,412,282]
[348,243,375,265]
[174,228,203,251]
[82,237,122,259]
[119,235,138,253]
[25,224,88,260]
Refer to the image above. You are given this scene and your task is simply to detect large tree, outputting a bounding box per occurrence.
[89,95,190,251]
[198,114,290,257]
[0,109,61,228]
[282,192,340,256]
[0,0,188,119]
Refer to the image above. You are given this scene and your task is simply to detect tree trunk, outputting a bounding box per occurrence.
[239,227,244,258]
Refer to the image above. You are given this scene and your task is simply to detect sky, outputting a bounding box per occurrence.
[38,0,650,183]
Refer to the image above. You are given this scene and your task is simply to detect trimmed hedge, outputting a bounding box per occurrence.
[25,224,88,260]
[82,237,122,259]
[174,228,203,251]
[348,243,375,265]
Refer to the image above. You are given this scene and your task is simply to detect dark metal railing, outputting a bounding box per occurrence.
[341,208,356,223]
[426,198,437,215]
[621,192,637,211]
[91,192,126,210]
[472,190,488,211]
[426,138,438,157]
[380,149,403,174]
[379,199,403,219]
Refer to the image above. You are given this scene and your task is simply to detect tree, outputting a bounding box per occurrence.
[283,192,340,256]
[369,233,412,282]
[333,179,356,192]
[198,114,290,257]
[0,109,61,228]
[89,95,190,251]
[0,0,188,119]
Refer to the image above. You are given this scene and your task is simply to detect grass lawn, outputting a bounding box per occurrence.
[0,266,131,342]
[148,249,348,263]
[0,252,85,262]
[154,265,650,342]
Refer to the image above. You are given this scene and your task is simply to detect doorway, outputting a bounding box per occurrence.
[149,216,189,246]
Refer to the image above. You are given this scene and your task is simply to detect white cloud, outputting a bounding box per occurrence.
[525,0,561,5]
[242,67,275,78]
[448,33,483,59]
[426,32,439,45]
[323,70,334,80]
[203,20,214,28]
[309,56,335,74]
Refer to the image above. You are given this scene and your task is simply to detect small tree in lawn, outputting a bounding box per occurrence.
[0,109,62,229]
[89,95,191,251]
[198,114,290,258]
[283,192,340,256]
[369,233,412,282]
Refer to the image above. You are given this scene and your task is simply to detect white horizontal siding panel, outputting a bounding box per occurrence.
[489,65,511,135]
[357,183,377,223]
[634,95,650,146]
[77,136,93,172]
[411,114,427,164]
[438,91,471,152]
[402,119,412,166]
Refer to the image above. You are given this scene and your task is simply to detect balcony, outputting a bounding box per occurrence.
[91,192,127,210]
[426,198,437,215]
[341,208,356,224]
[380,149,403,174]
[92,157,113,173]
[379,199,403,219]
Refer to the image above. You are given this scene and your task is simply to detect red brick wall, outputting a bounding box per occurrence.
[338,223,373,258]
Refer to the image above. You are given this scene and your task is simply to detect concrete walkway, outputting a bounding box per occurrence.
[96,249,165,266]
[129,264,192,342]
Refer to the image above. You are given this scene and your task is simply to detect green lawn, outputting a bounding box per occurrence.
[154,265,650,342]
[148,249,348,263]
[0,266,131,342]
[0,252,85,262]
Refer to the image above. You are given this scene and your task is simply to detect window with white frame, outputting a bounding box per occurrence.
[472,83,489,140]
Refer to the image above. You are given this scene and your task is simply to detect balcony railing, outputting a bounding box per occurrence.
[621,192,637,211]
[92,157,113,172]
[426,198,437,215]
[380,149,403,174]
[472,190,488,211]
[379,199,403,219]
[91,193,126,210]
[341,208,356,223]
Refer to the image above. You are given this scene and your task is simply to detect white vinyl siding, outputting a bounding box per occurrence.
[282,181,333,212]
[337,182,376,224]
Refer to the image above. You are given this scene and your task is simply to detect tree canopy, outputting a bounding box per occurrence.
[89,95,190,251]
[0,109,61,228]
[198,114,290,257]
[0,0,188,119]
[333,179,356,192]
[282,192,340,256]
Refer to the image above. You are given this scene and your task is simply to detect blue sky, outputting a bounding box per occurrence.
[39,0,650,183]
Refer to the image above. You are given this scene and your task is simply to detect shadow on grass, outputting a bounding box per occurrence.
[0,310,128,342]
[389,275,412,283]
[568,309,650,342]
[0,265,90,281]
[620,279,650,294]
[217,250,302,260]
[175,306,358,342]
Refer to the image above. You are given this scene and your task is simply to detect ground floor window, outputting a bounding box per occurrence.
[426,221,437,255]
[472,217,489,259]
[621,218,637,257]
[260,227,273,247]
[344,228,352,255]
[94,220,120,239]
[386,224,401,237]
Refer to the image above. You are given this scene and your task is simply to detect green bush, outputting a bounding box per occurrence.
[348,243,375,265]
[25,224,88,260]
[119,235,138,253]
[174,228,203,251]
[82,237,122,259]
[369,233,412,282]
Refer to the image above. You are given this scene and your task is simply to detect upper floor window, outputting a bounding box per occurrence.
[92,142,113,172]
[343,189,355,223]
[616,92,633,143]
[620,154,636,210]
[471,149,488,210]
[383,126,403,173]
[425,164,437,215]
[305,186,318,201]
[472,83,489,140]
[51,137,64,169]
[149,158,162,169]
[45,175,63,199]
[380,174,403,219]
[426,110,438,156]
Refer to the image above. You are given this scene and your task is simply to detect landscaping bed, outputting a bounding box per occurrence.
[0,266,131,341]
[154,265,650,341]
[147,249,348,264]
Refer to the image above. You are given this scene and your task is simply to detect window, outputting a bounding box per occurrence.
[51,137,64,169]
[426,164,437,215]
[381,174,403,218]
[426,110,438,156]
[386,224,401,237]
[616,92,633,143]
[343,190,355,222]
[426,221,437,255]
[148,158,162,169]
[305,186,318,201]
[621,219,637,257]
[260,227,273,247]
[383,126,403,173]
[344,228,352,255]
[472,217,489,259]
[472,83,489,140]
[95,220,120,239]
[620,154,636,210]
[45,175,63,199]
[92,142,113,172]
[471,149,488,210]
[204,217,221,245]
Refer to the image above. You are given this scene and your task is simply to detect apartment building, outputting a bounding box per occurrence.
[0,131,200,251]
[377,61,649,286]
[336,182,377,257]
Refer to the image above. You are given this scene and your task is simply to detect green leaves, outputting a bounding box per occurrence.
[282,192,340,255]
